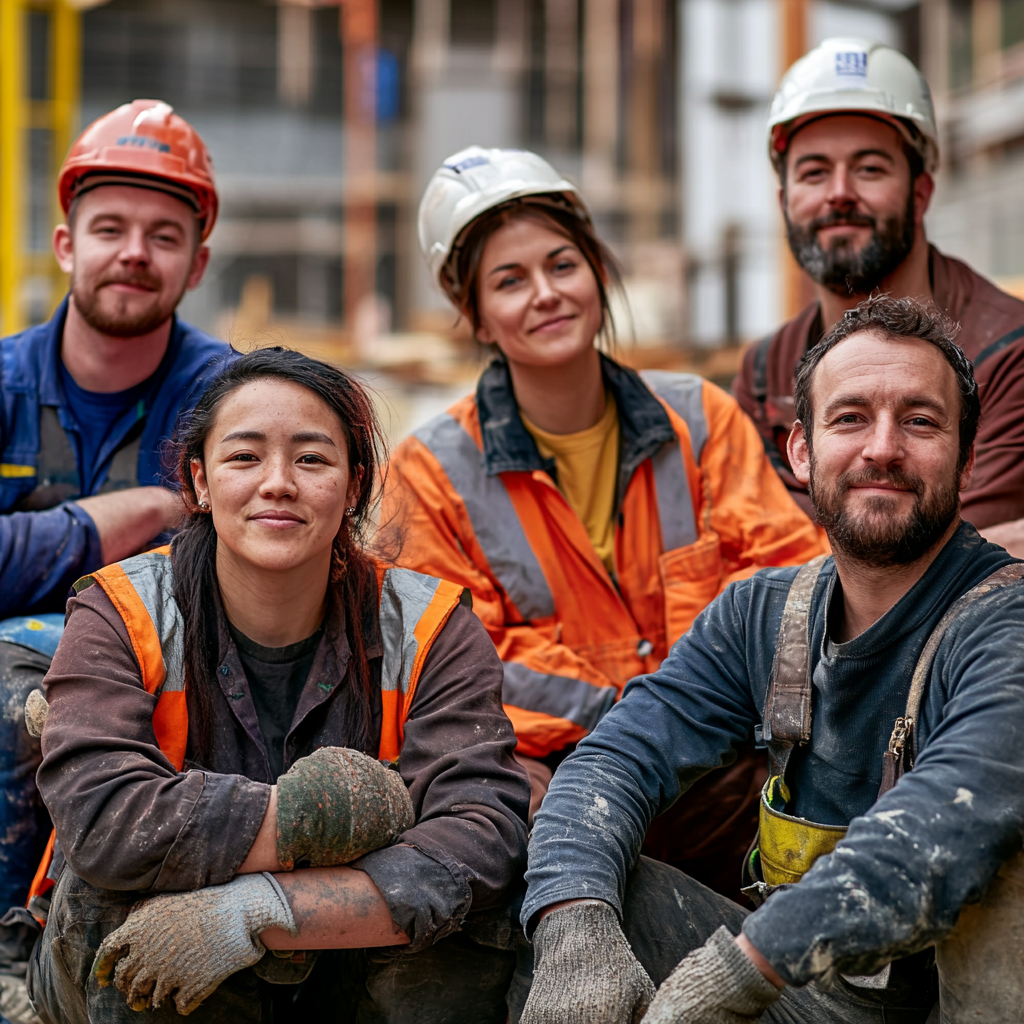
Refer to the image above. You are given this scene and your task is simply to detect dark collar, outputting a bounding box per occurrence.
[475,353,676,500]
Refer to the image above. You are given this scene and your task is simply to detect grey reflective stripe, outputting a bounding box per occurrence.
[414,413,555,621]
[639,371,704,551]
[502,661,616,732]
[640,370,708,464]
[378,567,442,697]
[118,551,185,695]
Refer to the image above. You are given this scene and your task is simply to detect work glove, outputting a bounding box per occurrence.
[24,688,48,738]
[276,746,414,869]
[93,872,297,1016]
[519,900,655,1024]
[642,926,781,1024]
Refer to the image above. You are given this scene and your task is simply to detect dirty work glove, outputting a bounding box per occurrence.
[276,746,414,869]
[93,872,296,1016]
[24,688,48,738]
[642,926,781,1024]
[520,900,655,1024]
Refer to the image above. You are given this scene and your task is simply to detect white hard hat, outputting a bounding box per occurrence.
[418,145,589,296]
[768,37,938,174]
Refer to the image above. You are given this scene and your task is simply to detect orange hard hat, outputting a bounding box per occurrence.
[58,99,218,240]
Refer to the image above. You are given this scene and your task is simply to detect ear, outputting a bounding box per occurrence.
[788,421,812,487]
[186,245,211,291]
[190,457,210,506]
[913,172,934,226]
[53,223,73,275]
[959,444,975,493]
[345,464,364,511]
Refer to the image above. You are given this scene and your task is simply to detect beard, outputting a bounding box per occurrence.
[71,267,184,338]
[809,459,960,568]
[785,186,916,297]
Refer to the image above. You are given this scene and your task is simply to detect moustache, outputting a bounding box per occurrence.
[808,210,877,234]
[836,465,925,497]
[96,271,162,292]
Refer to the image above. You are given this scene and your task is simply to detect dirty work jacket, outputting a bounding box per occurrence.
[734,247,1024,528]
[522,523,1024,986]
[380,354,826,758]
[0,298,231,617]
[36,550,529,952]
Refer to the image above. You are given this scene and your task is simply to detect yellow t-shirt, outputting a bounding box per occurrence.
[521,395,620,574]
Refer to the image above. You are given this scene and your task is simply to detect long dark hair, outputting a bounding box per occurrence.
[171,347,386,760]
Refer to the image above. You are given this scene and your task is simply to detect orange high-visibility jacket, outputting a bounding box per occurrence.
[380,355,827,759]
[26,547,464,923]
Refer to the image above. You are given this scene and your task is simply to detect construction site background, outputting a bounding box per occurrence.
[0,0,1021,444]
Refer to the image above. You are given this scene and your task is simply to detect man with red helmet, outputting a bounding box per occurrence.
[0,100,231,1023]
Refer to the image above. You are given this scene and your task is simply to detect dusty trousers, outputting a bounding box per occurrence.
[935,848,1024,1023]
[29,868,516,1024]
[508,857,938,1024]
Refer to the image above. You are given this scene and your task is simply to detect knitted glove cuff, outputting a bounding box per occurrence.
[534,900,622,958]
[706,927,781,1011]
[257,873,298,939]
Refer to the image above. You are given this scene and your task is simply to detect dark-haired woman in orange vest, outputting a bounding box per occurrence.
[26,348,528,1024]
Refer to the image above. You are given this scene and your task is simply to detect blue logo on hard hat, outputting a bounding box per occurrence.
[835,52,868,79]
[116,135,172,153]
[446,155,489,174]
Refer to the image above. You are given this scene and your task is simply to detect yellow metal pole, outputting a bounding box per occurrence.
[0,0,26,335]
[51,0,80,310]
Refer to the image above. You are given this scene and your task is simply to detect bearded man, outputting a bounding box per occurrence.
[0,101,232,1024]
[514,294,1024,1024]
[733,38,1024,554]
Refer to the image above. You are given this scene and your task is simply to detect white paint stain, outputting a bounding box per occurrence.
[954,788,974,807]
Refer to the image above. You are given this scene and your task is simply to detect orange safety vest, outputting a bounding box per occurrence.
[381,360,827,758]
[26,547,465,924]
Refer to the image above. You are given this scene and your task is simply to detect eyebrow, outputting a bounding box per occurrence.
[794,148,897,169]
[487,244,574,277]
[219,430,337,447]
[822,394,949,418]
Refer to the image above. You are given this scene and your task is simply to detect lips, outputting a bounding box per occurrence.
[249,510,305,524]
[529,314,575,334]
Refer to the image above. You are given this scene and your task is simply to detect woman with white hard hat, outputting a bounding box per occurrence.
[378,146,826,897]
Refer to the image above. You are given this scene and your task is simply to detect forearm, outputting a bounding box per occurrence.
[74,486,181,564]
[261,867,409,949]
[237,787,285,874]
[978,516,1024,558]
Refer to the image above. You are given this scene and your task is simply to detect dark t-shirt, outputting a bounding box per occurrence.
[228,623,324,780]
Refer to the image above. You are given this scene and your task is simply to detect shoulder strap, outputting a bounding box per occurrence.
[750,334,773,406]
[879,562,1024,797]
[763,555,829,779]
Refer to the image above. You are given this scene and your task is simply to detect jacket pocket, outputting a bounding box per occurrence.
[659,531,722,646]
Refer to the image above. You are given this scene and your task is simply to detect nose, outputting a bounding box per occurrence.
[118,223,150,265]
[530,268,560,308]
[825,164,858,211]
[860,414,904,468]
[258,454,298,499]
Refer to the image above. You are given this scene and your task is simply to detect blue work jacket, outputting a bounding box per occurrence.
[0,298,232,616]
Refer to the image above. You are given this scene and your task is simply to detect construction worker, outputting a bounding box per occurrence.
[25,348,529,1023]
[378,146,826,898]
[514,294,1024,1024]
[734,37,1024,552]
[0,99,231,1022]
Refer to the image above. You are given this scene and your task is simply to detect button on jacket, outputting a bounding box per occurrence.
[380,354,826,759]
[0,298,232,616]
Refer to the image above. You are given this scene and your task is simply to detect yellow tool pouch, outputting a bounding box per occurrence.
[757,775,847,887]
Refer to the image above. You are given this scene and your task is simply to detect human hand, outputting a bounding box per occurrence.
[641,927,781,1024]
[93,873,296,1015]
[519,900,655,1024]
[276,746,414,869]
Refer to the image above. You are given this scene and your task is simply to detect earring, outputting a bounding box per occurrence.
[345,507,356,516]
[198,501,210,511]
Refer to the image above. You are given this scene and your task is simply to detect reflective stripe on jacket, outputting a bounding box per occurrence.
[26,547,465,920]
[380,354,827,758]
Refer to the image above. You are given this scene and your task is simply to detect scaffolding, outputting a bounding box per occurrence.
[0,0,80,335]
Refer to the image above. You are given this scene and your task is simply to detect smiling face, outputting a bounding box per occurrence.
[54,184,209,338]
[788,329,971,566]
[473,214,605,370]
[782,115,932,295]
[191,378,359,578]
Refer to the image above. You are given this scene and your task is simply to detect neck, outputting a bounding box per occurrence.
[816,233,932,333]
[216,545,330,647]
[830,518,960,643]
[507,346,605,434]
[61,299,173,393]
